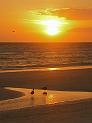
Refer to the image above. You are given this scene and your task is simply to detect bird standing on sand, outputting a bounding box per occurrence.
[31,88,34,95]
[42,87,47,95]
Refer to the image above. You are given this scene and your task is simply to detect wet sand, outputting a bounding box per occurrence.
[0,67,92,123]
[0,88,23,101]
[0,87,92,123]
[0,87,92,111]
[0,68,92,92]
[0,98,92,123]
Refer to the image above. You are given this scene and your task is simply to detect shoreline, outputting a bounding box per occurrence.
[0,66,92,122]
[0,68,92,92]
[0,87,92,112]
[0,88,24,101]
[0,65,92,73]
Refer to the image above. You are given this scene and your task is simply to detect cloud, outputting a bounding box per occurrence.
[50,8,92,20]
[28,8,92,20]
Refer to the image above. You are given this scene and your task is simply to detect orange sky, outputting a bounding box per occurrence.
[0,0,92,42]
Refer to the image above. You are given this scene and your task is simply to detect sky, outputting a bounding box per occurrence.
[0,0,92,42]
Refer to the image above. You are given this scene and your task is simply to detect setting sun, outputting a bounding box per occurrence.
[31,16,70,36]
[23,9,76,38]
[46,27,59,36]
[39,19,61,35]
[0,0,92,123]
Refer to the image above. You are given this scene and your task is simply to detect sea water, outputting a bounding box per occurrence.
[0,42,92,70]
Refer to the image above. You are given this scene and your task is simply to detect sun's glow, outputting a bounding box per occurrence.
[36,18,68,36]
[48,68,58,71]
[46,27,59,35]
[48,94,54,100]
[24,9,73,37]
[39,19,61,35]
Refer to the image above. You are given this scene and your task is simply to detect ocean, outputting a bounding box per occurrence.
[0,42,92,71]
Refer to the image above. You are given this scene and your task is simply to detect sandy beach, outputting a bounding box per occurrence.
[0,67,92,91]
[0,98,92,123]
[0,1,92,122]
[0,67,92,123]
[0,88,24,101]
[0,87,92,123]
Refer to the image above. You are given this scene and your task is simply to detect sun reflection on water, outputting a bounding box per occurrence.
[48,68,60,71]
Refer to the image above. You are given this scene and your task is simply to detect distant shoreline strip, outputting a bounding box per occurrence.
[0,65,92,73]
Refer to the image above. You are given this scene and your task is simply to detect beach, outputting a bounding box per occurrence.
[0,67,92,91]
[0,98,92,123]
[0,2,92,122]
[0,67,92,123]
[0,88,23,101]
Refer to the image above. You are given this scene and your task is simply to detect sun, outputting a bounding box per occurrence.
[40,19,61,35]
[38,19,65,36]
[24,11,70,36]
[46,27,59,36]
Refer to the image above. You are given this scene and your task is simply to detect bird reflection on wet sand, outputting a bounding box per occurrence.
[1,87,92,112]
[30,93,47,106]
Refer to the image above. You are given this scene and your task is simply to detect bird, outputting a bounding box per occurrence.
[12,30,15,33]
[42,86,47,95]
[43,91,47,95]
[42,86,47,90]
[30,88,34,95]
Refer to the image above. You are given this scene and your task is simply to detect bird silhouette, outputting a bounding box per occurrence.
[42,86,47,95]
[12,30,15,33]
[31,88,34,95]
